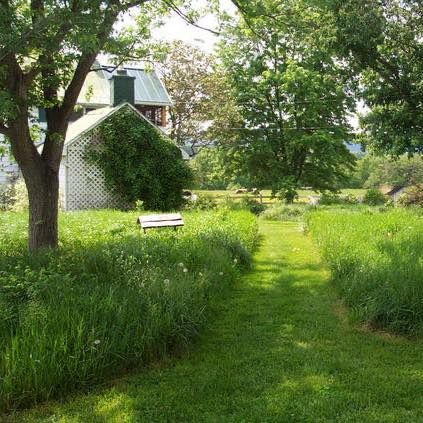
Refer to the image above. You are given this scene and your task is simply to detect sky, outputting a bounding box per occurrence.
[150,0,237,53]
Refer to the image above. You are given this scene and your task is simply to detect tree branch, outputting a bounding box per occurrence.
[162,0,220,35]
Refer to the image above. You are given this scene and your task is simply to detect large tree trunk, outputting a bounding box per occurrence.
[9,117,63,252]
[26,166,60,252]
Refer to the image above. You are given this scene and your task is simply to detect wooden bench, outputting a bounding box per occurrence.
[137,213,184,234]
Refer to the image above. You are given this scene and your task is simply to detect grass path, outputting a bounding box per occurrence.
[12,222,423,422]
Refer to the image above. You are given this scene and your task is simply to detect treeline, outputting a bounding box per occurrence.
[347,155,423,189]
[191,148,423,191]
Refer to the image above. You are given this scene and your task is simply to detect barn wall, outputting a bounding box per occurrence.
[64,129,127,211]
[59,160,67,210]
[0,137,19,185]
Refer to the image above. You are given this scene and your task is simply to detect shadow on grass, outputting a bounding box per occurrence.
[10,221,423,423]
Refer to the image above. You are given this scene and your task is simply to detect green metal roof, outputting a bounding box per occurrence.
[78,66,172,107]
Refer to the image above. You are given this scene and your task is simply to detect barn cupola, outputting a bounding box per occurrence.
[110,69,136,106]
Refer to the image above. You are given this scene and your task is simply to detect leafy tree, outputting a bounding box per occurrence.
[0,0,153,250]
[344,155,377,188]
[158,40,241,158]
[190,148,231,190]
[190,146,254,190]
[218,0,356,200]
[331,0,423,155]
[158,41,216,148]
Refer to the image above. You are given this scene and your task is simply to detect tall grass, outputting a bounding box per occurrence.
[260,204,305,221]
[0,209,258,411]
[307,208,423,335]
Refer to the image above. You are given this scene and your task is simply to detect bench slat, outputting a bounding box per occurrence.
[142,220,184,229]
[137,213,184,232]
[138,213,182,224]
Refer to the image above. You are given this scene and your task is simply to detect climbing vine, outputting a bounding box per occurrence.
[87,106,192,211]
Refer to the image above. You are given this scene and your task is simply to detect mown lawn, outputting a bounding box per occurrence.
[8,221,423,422]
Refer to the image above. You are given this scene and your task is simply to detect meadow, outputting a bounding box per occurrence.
[307,208,423,335]
[0,209,258,411]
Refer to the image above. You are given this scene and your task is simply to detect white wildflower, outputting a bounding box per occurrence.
[178,262,184,267]
[93,339,101,346]
[183,268,188,273]
[233,258,238,264]
[164,279,170,286]
[219,271,224,276]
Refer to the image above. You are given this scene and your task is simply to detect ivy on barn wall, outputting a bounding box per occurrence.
[86,106,192,211]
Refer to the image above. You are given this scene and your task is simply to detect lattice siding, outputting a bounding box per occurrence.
[66,128,127,211]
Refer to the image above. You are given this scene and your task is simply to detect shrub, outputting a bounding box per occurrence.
[0,180,29,212]
[10,179,28,212]
[363,188,386,205]
[239,197,266,215]
[184,193,218,211]
[319,192,343,205]
[261,204,304,221]
[343,193,358,204]
[0,209,258,410]
[87,106,193,211]
[274,179,299,204]
[0,183,14,211]
[319,192,359,205]
[308,209,423,335]
[398,184,423,207]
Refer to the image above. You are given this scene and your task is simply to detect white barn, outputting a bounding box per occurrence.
[58,102,187,211]
[59,105,127,211]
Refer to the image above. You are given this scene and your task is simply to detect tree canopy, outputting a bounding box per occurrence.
[331,0,423,155]
[217,0,355,198]
[159,41,215,148]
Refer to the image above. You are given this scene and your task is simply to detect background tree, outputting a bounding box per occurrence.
[331,0,423,156]
[190,148,232,190]
[158,40,231,152]
[190,146,253,190]
[218,0,355,199]
[345,154,423,188]
[364,155,422,188]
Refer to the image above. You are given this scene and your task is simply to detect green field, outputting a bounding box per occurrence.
[8,220,423,422]
[193,189,367,204]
